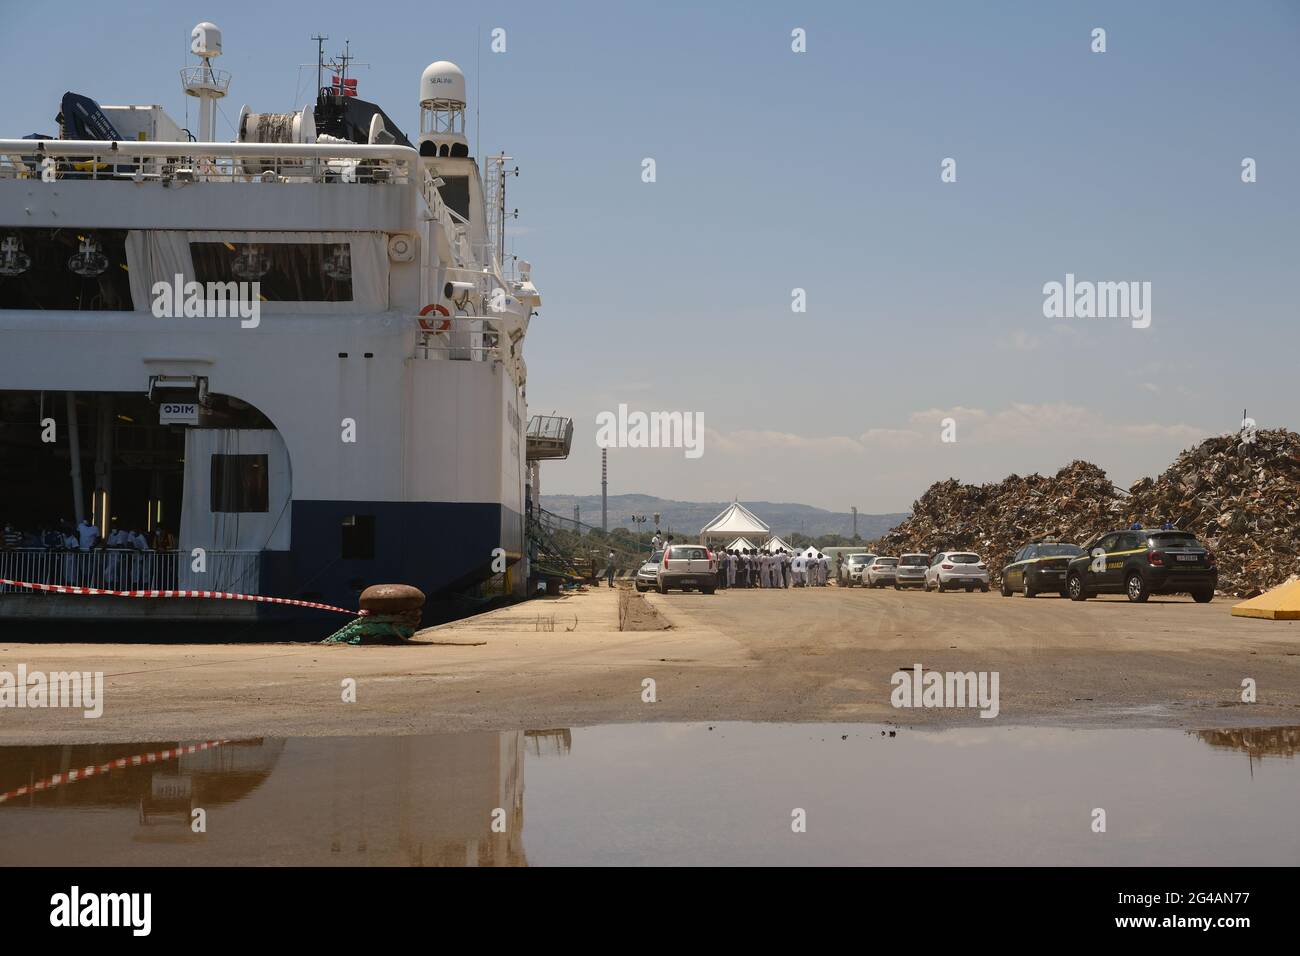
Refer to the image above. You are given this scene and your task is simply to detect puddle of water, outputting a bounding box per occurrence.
[0,724,1296,866]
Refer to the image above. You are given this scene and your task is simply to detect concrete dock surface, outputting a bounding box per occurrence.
[2,584,1298,743]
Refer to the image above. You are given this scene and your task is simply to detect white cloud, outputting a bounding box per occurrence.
[708,428,866,455]
[858,427,926,448]
[711,404,1204,458]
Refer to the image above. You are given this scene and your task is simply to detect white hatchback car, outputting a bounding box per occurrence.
[924,551,990,592]
[658,544,717,594]
[863,556,899,587]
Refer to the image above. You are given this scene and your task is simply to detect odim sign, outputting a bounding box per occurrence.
[159,402,200,426]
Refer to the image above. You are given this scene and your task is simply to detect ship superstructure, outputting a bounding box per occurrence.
[0,23,545,630]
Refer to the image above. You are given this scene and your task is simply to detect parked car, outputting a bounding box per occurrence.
[658,544,717,594]
[895,553,930,589]
[1000,540,1084,598]
[924,551,990,592]
[635,550,664,592]
[1066,529,1217,603]
[823,547,868,581]
[839,552,876,586]
[863,556,899,588]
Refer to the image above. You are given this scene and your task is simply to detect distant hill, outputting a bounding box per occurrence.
[539,493,908,540]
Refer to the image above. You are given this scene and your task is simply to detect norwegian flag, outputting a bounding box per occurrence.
[330,75,358,97]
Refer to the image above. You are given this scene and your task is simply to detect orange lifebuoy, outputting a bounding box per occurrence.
[418,303,451,332]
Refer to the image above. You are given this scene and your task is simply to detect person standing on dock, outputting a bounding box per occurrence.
[726,549,737,588]
[605,550,615,588]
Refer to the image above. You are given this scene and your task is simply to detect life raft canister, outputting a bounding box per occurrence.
[418,303,451,332]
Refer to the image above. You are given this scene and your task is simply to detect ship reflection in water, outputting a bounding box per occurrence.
[1,724,1296,866]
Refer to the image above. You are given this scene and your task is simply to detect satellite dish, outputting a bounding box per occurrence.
[368,113,395,145]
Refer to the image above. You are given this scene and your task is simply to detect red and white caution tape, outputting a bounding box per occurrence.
[0,738,230,804]
[0,578,363,616]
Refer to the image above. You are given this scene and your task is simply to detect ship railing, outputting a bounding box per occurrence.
[422,171,485,268]
[413,314,507,361]
[0,139,417,186]
[0,548,261,595]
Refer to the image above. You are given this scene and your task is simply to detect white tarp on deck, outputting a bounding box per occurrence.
[125,230,388,314]
[179,428,291,588]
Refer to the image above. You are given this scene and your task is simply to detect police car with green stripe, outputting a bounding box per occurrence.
[1000,538,1084,598]
[1065,527,1217,603]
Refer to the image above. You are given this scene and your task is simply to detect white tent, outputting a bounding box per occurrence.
[763,535,794,553]
[700,501,770,540]
[725,536,759,552]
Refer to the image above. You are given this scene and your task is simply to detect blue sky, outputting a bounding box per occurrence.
[5,0,1297,511]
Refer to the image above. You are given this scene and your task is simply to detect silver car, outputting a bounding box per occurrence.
[894,553,930,589]
[635,550,664,592]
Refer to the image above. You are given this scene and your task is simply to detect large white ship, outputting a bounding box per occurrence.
[0,22,559,633]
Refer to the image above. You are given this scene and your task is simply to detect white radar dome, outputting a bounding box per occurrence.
[420,61,466,105]
[191,22,222,58]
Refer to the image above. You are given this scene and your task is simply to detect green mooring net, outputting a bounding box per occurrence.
[320,610,422,645]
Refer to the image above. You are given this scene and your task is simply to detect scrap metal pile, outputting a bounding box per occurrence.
[871,460,1129,588]
[1127,429,1300,596]
[872,429,1300,596]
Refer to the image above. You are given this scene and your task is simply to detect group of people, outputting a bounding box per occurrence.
[647,532,832,590]
[715,548,831,589]
[1,518,175,553]
[0,518,180,592]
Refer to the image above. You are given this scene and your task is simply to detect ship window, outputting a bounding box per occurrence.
[0,228,133,311]
[341,514,375,560]
[210,454,269,513]
[190,242,353,302]
[436,175,471,219]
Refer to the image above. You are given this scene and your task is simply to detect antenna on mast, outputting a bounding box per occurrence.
[475,25,482,171]
[315,39,368,99]
[312,33,328,96]
[180,22,229,142]
[485,153,518,269]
